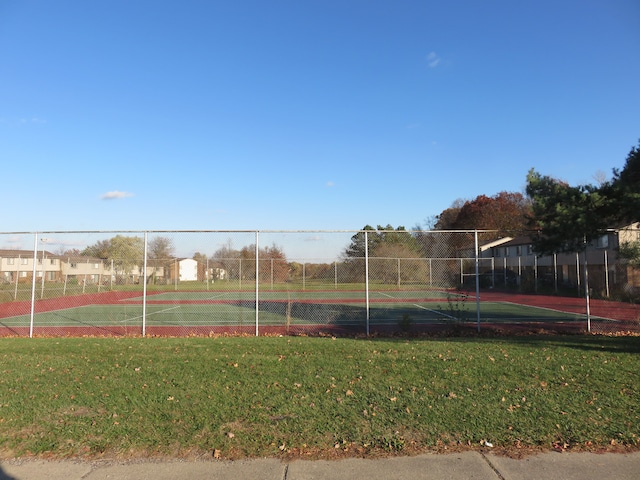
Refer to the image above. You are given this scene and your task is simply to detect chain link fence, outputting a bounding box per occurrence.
[0,230,638,337]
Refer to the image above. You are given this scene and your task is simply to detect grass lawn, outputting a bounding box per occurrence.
[0,334,638,460]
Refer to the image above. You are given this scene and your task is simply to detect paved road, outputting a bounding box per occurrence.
[1,451,639,480]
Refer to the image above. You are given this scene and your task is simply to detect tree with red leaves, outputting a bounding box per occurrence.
[434,192,531,236]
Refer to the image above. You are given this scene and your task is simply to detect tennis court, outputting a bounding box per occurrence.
[0,287,607,336]
[2,229,639,337]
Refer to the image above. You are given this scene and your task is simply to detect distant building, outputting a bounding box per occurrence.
[478,223,640,295]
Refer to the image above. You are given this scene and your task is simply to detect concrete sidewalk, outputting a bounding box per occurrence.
[1,451,639,480]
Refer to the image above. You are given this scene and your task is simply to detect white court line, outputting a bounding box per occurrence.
[119,305,182,323]
[376,291,458,320]
[204,292,233,300]
[412,303,458,320]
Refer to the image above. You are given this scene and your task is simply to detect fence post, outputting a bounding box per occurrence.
[83,258,88,294]
[64,260,69,296]
[604,249,610,298]
[29,233,38,338]
[474,230,481,333]
[14,255,20,300]
[40,243,47,299]
[553,253,558,293]
[583,247,591,332]
[576,252,580,294]
[365,231,370,336]
[142,232,148,337]
[255,231,259,337]
[518,257,522,289]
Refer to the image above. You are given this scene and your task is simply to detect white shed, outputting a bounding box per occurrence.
[178,258,198,281]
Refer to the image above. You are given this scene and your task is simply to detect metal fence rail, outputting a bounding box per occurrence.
[0,230,638,337]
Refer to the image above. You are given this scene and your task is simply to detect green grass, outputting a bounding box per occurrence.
[0,335,638,459]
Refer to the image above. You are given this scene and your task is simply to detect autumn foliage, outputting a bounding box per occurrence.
[435,191,532,236]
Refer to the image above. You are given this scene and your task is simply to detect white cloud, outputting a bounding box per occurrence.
[101,190,134,200]
[5,235,24,245]
[326,181,335,187]
[426,51,441,68]
[1,116,47,126]
[19,116,47,125]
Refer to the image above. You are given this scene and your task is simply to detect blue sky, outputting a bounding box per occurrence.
[2,0,639,240]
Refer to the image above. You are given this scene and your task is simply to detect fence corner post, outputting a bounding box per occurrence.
[474,230,481,333]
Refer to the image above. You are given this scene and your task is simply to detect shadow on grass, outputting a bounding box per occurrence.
[367,330,640,354]
[500,334,640,354]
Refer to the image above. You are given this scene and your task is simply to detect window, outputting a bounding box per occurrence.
[516,246,522,256]
[596,235,609,249]
[93,263,100,269]
[7,258,15,265]
[494,248,501,258]
[50,258,57,265]
[527,244,534,255]
[70,262,77,269]
[21,258,28,265]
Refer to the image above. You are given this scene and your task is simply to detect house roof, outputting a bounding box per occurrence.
[60,255,104,263]
[0,249,56,257]
[0,250,107,263]
[493,236,533,248]
[478,237,513,251]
